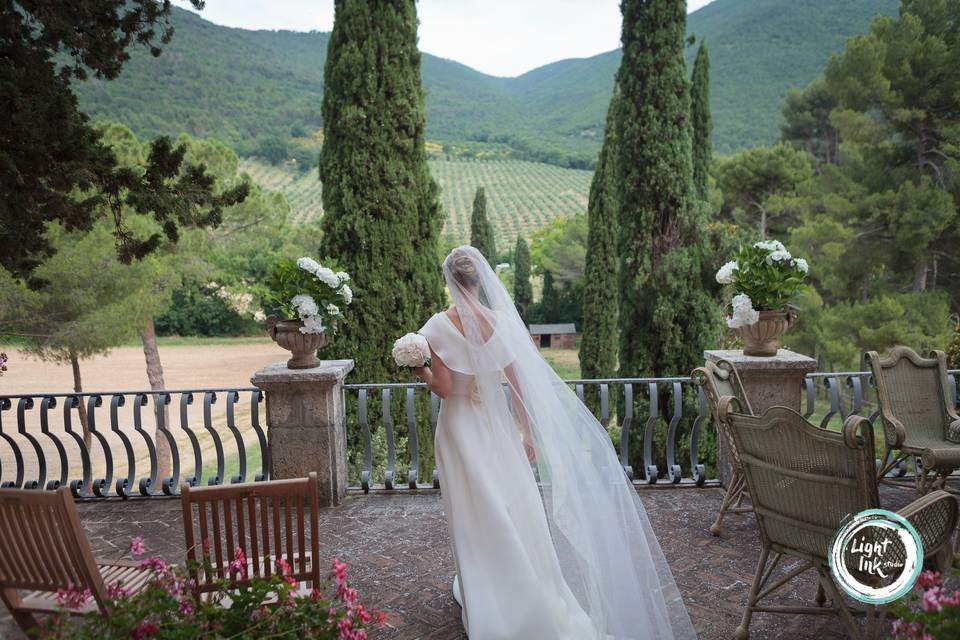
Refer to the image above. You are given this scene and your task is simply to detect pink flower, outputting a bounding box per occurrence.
[332,559,348,587]
[921,587,942,613]
[105,581,130,599]
[228,547,247,580]
[55,586,91,610]
[915,570,942,590]
[178,600,194,616]
[201,538,211,556]
[132,622,158,639]
[129,536,146,556]
[374,610,387,627]
[276,558,297,586]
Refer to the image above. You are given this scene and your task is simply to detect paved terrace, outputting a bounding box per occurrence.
[4,482,949,640]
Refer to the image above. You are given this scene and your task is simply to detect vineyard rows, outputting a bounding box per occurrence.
[238,157,593,244]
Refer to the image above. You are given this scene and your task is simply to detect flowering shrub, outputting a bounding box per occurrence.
[889,570,960,640]
[715,239,808,328]
[260,257,352,335]
[35,538,386,640]
[0,352,7,376]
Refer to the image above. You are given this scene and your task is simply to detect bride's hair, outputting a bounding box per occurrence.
[444,247,480,289]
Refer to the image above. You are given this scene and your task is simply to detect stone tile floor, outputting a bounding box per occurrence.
[0,482,953,640]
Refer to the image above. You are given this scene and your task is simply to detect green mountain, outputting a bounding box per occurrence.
[74,0,898,168]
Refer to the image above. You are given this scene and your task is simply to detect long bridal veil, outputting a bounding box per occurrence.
[441,246,696,640]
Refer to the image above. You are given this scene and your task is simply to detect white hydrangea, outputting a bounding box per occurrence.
[253,309,267,322]
[299,315,325,335]
[326,303,340,315]
[727,293,760,329]
[336,271,350,283]
[296,257,321,274]
[392,333,430,368]
[766,249,792,264]
[715,260,738,285]
[753,239,786,253]
[291,294,319,317]
[795,257,809,273]
[340,284,353,305]
[315,266,341,289]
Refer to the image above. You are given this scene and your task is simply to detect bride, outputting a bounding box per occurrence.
[410,246,696,640]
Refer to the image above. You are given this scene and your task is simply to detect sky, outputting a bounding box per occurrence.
[172,1,716,77]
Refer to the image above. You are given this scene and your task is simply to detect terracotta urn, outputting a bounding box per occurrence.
[266,316,328,369]
[734,309,797,357]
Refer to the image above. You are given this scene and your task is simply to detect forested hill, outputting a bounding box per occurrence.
[74,0,898,168]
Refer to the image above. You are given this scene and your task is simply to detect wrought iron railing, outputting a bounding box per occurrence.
[2,371,957,497]
[0,389,266,498]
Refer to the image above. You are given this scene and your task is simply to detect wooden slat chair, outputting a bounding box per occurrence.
[716,398,958,640]
[0,487,153,634]
[180,473,321,601]
[692,358,755,536]
[865,347,960,495]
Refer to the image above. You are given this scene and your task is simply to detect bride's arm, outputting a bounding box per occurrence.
[505,364,536,462]
[412,346,452,399]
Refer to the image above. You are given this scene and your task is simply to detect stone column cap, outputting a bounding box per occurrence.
[251,359,355,387]
[704,349,817,373]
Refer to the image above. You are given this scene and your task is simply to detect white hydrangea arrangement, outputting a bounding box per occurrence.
[261,257,353,335]
[716,240,808,329]
[392,333,431,369]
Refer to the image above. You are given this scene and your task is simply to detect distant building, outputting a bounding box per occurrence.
[528,323,578,349]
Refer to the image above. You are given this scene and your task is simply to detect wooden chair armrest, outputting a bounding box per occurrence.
[841,415,872,449]
[897,490,959,558]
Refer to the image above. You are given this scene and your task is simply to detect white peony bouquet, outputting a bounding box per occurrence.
[393,333,431,368]
[716,239,808,329]
[261,257,353,335]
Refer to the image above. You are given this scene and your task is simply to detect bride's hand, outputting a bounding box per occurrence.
[521,435,536,463]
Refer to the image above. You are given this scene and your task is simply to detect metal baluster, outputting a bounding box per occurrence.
[202,392,224,485]
[644,383,659,484]
[406,388,419,489]
[599,383,609,427]
[690,387,707,486]
[63,395,92,497]
[802,377,816,419]
[111,394,139,497]
[87,395,111,497]
[0,398,21,488]
[39,397,67,490]
[249,390,267,481]
[131,393,158,496]
[575,383,585,406]
[16,398,42,489]
[179,392,202,488]
[819,376,843,429]
[665,383,683,484]
[620,384,634,480]
[155,393,181,495]
[224,391,246,483]
[358,389,372,493]
[382,389,396,490]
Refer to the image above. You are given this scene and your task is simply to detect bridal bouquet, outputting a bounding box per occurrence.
[260,257,352,335]
[393,333,430,368]
[716,239,808,329]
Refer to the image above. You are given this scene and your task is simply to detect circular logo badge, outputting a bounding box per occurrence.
[829,509,923,604]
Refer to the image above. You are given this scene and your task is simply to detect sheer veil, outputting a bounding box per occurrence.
[441,246,695,640]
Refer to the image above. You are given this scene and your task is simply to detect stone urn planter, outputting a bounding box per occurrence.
[266,316,328,369]
[735,309,797,357]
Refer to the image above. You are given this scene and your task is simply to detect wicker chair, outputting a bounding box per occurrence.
[716,398,958,640]
[865,347,960,495]
[692,359,755,536]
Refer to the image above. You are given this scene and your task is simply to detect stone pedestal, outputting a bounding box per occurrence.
[251,359,354,507]
[704,349,817,487]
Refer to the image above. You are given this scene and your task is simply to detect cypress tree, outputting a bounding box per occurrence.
[616,0,717,378]
[513,236,533,323]
[319,0,444,385]
[469,186,496,265]
[690,40,712,202]
[580,92,620,383]
[539,270,560,324]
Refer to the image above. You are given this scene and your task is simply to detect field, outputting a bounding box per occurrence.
[238,157,593,245]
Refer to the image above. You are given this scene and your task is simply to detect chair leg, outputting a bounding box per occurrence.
[711,471,746,536]
[1,588,38,634]
[814,581,826,607]
[735,544,769,640]
[817,572,865,640]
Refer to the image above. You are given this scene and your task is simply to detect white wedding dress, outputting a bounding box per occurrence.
[416,246,696,640]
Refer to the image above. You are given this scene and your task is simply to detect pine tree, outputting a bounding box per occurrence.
[690,40,712,202]
[616,0,717,378]
[469,187,496,265]
[513,236,533,323]
[319,0,444,385]
[580,92,620,382]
